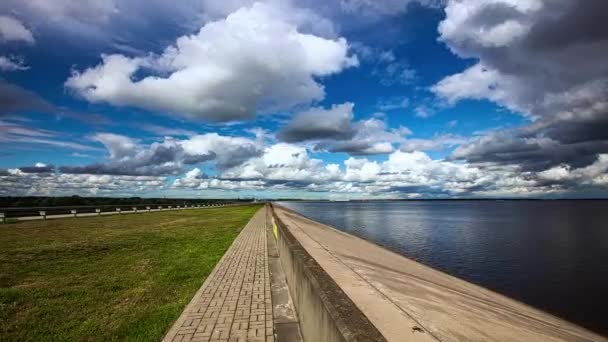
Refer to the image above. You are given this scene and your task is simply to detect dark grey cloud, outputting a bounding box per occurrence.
[60,141,215,176]
[216,144,262,170]
[455,108,608,172]
[0,80,109,124]
[278,103,405,155]
[277,103,356,143]
[58,133,262,176]
[452,129,608,172]
[183,152,217,165]
[437,0,608,180]
[261,179,314,188]
[59,162,177,176]
[0,81,54,116]
[317,141,370,154]
[315,140,393,155]
[19,164,55,173]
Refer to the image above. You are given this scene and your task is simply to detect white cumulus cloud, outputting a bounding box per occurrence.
[65,2,358,122]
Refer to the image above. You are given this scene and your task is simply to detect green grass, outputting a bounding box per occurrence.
[0,205,262,341]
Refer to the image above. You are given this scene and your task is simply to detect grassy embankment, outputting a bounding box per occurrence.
[0,204,262,341]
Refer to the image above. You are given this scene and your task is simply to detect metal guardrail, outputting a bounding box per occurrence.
[0,202,248,223]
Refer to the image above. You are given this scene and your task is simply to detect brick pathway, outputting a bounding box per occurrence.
[164,207,273,342]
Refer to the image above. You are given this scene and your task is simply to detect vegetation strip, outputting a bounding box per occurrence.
[0,204,262,341]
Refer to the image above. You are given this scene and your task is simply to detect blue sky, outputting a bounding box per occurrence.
[1,0,606,198]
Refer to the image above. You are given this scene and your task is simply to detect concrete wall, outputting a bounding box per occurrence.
[270,204,386,342]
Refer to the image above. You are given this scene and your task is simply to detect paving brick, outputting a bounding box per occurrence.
[164,208,275,342]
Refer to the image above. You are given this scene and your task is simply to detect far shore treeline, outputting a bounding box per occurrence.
[0,196,253,208]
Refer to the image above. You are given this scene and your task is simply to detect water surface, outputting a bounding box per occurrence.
[278,200,608,335]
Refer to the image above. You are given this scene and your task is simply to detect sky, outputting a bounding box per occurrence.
[0,0,607,199]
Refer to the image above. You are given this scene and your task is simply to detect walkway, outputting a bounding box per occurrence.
[164,207,273,342]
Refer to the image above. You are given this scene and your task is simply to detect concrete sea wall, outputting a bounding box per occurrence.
[270,204,387,342]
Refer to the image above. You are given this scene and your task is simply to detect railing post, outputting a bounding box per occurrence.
[96,209,101,216]
[39,211,46,220]
[71,209,77,218]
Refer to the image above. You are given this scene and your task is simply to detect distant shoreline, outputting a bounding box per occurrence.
[276,198,608,201]
[1,196,607,208]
